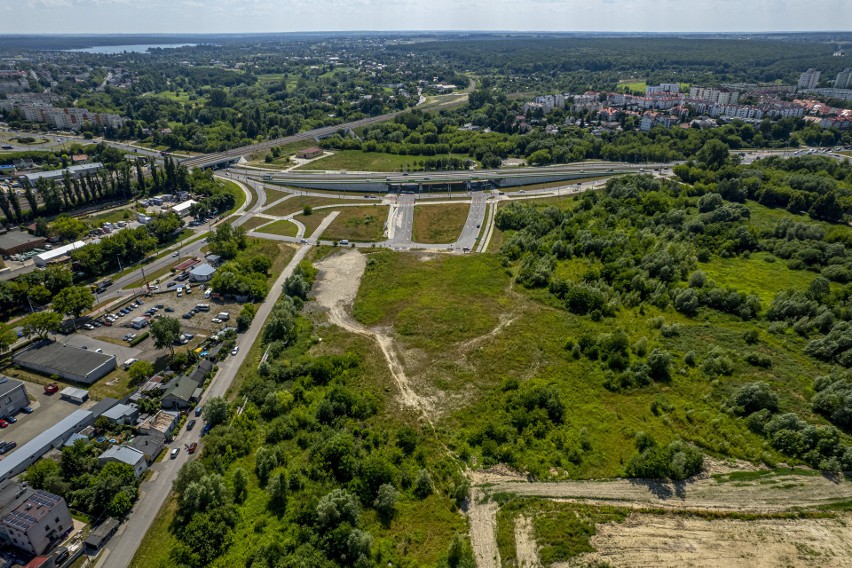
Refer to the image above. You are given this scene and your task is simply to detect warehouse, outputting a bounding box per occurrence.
[33,240,86,267]
[22,163,103,186]
[13,341,116,384]
[0,409,94,481]
[0,230,46,256]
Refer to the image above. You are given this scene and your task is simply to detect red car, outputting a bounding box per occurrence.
[44,383,59,395]
[0,420,8,429]
[187,442,198,454]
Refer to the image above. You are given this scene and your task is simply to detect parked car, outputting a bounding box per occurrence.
[0,420,9,428]
[231,346,239,356]
[167,282,177,288]
[83,323,95,330]
[187,442,198,454]
[4,416,16,424]
[44,383,59,394]
[195,405,203,417]
[21,406,33,414]
[165,306,175,312]
[186,419,196,431]
[170,448,180,459]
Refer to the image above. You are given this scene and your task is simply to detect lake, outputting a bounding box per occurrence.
[66,43,197,54]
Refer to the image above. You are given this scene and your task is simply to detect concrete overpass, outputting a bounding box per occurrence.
[254,162,667,193]
[181,111,406,170]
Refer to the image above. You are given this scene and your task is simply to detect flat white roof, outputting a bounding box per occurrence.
[60,386,88,399]
[171,199,198,213]
[35,240,86,262]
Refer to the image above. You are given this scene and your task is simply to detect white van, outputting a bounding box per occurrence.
[123,358,138,370]
[216,312,230,321]
[195,303,210,312]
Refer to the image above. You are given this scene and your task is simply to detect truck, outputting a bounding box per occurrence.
[216,312,230,321]
[91,278,114,293]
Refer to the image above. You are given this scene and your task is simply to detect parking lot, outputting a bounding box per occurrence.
[0,379,81,450]
[75,285,244,362]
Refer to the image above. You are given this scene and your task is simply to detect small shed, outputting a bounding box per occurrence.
[296,147,323,159]
[59,387,88,404]
[189,263,216,283]
[84,518,119,552]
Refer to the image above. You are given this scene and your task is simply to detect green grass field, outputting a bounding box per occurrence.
[83,207,136,226]
[702,252,822,307]
[322,205,388,242]
[412,203,470,243]
[254,219,299,237]
[296,150,475,172]
[351,245,839,478]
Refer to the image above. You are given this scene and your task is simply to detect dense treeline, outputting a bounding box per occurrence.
[494,170,852,473]
[391,36,849,93]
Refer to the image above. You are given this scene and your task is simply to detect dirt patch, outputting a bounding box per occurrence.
[480,474,852,513]
[565,512,852,568]
[469,486,501,568]
[515,516,542,568]
[312,249,434,416]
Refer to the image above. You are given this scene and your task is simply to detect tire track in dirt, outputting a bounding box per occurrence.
[312,249,434,417]
[514,516,541,568]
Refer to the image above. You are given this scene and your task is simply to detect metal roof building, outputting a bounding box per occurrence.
[0,410,94,482]
[33,240,87,267]
[98,446,147,477]
[13,341,116,384]
[22,163,103,185]
[189,263,216,283]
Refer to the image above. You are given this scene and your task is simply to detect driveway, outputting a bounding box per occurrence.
[0,380,80,447]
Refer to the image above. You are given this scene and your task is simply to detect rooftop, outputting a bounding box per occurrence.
[190,263,216,277]
[13,341,114,378]
[0,409,92,480]
[2,490,63,531]
[139,410,178,435]
[0,376,24,398]
[0,231,43,250]
[99,445,145,466]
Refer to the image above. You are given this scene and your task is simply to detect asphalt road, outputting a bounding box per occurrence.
[96,215,337,568]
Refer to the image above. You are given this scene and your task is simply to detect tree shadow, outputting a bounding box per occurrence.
[627,477,688,501]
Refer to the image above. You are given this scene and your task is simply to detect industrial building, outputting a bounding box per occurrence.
[13,341,115,384]
[0,410,94,481]
[0,484,72,556]
[33,241,86,267]
[22,163,103,186]
[0,230,46,256]
[0,377,29,417]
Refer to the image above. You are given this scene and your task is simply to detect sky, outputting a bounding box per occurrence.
[2,0,851,35]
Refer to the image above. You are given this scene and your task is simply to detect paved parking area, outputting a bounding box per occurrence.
[60,335,141,366]
[0,380,81,448]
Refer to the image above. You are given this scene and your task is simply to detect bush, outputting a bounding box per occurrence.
[129,331,149,346]
[625,433,703,480]
[812,373,852,429]
[727,381,779,416]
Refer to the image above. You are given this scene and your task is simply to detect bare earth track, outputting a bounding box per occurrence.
[311,249,434,416]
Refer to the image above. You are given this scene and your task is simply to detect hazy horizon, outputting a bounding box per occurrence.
[3,0,851,36]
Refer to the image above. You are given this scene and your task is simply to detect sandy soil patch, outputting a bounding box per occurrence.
[564,512,852,568]
[312,249,434,416]
[515,515,542,568]
[469,485,501,568]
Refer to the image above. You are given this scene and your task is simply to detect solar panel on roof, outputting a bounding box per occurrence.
[4,510,37,530]
[30,491,60,508]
